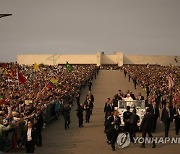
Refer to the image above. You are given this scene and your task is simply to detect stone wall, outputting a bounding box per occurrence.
[124,55,180,66]
[17,52,179,66]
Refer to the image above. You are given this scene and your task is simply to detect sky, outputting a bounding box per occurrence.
[0,0,180,62]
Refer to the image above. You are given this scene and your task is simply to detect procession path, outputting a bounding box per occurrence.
[36,70,180,154]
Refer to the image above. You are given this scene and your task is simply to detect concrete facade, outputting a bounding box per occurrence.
[17,52,180,66]
[124,54,180,66]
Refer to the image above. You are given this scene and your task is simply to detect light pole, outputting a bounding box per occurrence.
[0,14,12,19]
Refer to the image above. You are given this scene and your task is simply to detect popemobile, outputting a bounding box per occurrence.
[116,100,146,130]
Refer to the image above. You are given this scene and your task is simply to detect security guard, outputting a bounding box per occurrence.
[140,107,156,148]
[108,110,121,151]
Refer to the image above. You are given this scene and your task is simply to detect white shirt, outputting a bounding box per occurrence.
[27,128,32,141]
[178,108,180,116]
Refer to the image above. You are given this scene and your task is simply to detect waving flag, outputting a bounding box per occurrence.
[34,63,39,71]
[50,78,58,85]
[46,82,55,89]
[46,78,58,89]
[65,62,73,72]
[18,72,26,84]
[4,70,9,77]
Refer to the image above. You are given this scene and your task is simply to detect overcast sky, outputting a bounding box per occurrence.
[0,0,180,62]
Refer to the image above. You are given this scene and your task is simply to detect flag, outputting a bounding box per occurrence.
[4,69,10,77]
[18,72,26,84]
[46,78,58,89]
[168,75,175,89]
[50,78,58,85]
[34,63,39,71]
[46,82,55,89]
[3,68,15,78]
[65,62,73,72]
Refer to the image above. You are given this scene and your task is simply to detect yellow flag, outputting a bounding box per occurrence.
[50,78,58,85]
[34,63,39,71]
[4,70,9,76]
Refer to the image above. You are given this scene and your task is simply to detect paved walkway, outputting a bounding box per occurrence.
[36,70,180,154]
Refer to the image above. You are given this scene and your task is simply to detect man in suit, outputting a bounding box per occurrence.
[104,98,114,119]
[137,92,145,100]
[24,120,38,153]
[161,103,173,137]
[133,75,137,89]
[75,90,81,108]
[76,104,84,128]
[84,95,93,123]
[88,79,92,91]
[128,74,131,82]
[62,103,71,130]
[114,90,123,106]
[173,104,180,135]
[140,107,156,148]
[34,109,44,146]
[123,106,132,133]
[145,97,153,108]
[130,91,136,100]
[108,111,121,151]
[88,91,94,115]
[129,108,140,142]
[150,101,159,132]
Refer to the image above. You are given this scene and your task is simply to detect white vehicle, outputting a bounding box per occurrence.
[116,100,146,127]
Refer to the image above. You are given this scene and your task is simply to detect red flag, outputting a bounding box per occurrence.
[46,82,55,89]
[18,72,26,84]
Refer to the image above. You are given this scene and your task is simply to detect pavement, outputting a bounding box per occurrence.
[35,70,180,154]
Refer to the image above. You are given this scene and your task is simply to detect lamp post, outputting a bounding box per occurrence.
[0,14,12,19]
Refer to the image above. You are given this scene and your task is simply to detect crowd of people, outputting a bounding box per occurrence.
[103,64,180,151]
[1,62,180,152]
[123,64,180,140]
[0,63,99,153]
[100,65,120,70]
[123,64,180,107]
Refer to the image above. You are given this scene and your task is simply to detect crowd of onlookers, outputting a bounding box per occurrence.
[0,63,98,152]
[100,65,120,70]
[103,64,180,151]
[122,64,180,108]
[1,62,180,152]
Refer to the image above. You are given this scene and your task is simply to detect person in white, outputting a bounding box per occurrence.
[123,94,134,107]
